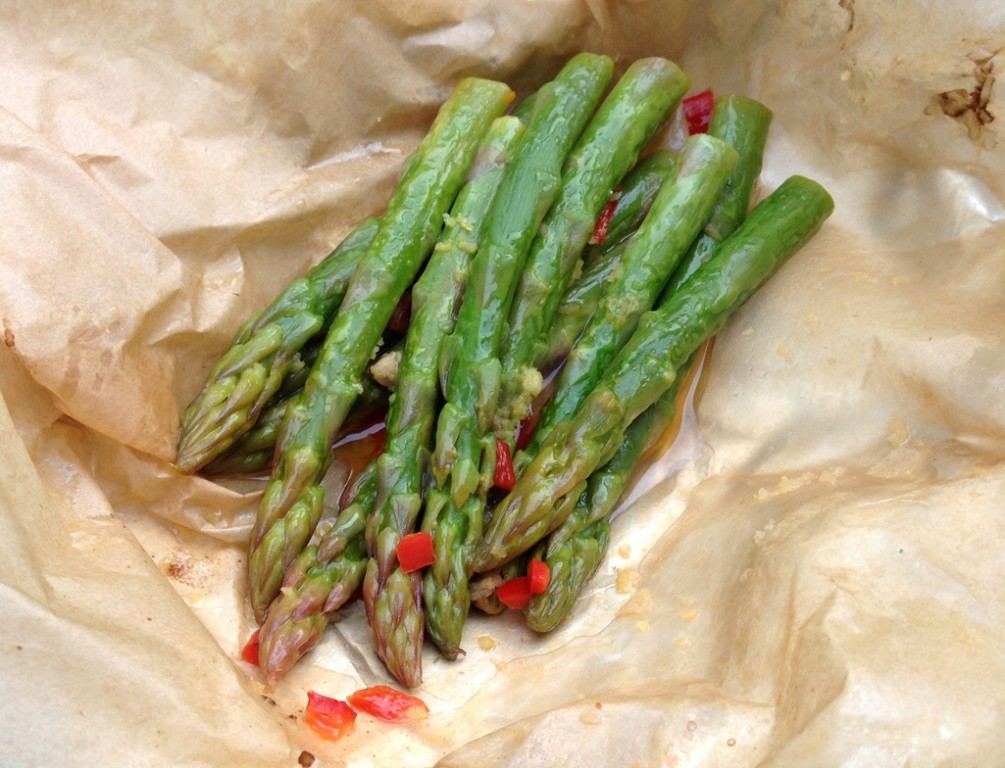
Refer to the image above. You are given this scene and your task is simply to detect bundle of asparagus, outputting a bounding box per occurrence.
[175,54,834,690]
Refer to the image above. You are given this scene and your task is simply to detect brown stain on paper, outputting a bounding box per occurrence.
[927,53,997,141]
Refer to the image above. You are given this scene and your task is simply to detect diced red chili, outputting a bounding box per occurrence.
[590,195,619,245]
[496,575,532,610]
[493,439,516,490]
[240,629,260,666]
[304,691,357,741]
[397,531,435,573]
[528,558,551,595]
[347,685,429,722]
[682,89,714,134]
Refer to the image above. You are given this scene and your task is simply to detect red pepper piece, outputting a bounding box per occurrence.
[396,531,435,573]
[240,629,260,666]
[493,439,516,490]
[496,575,532,610]
[682,89,714,134]
[387,290,412,334]
[528,558,551,595]
[589,194,619,245]
[347,685,429,722]
[304,691,357,741]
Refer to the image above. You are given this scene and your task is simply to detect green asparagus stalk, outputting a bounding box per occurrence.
[422,53,614,659]
[175,217,380,473]
[525,353,695,632]
[520,133,738,463]
[495,59,690,443]
[536,149,678,375]
[247,77,514,621]
[363,116,526,688]
[661,95,773,299]
[473,175,835,572]
[257,464,377,684]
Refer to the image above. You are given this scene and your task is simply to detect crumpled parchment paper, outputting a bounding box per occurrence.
[2,1,1003,766]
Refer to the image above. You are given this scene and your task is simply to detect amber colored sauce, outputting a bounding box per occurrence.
[641,337,714,463]
[330,406,387,507]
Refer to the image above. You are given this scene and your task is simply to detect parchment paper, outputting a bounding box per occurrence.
[2,1,1003,766]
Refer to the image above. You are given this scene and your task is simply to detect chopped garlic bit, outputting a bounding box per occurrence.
[370,350,401,390]
[477,635,497,651]
[615,567,640,594]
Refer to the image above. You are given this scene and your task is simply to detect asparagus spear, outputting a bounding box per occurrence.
[203,371,387,476]
[525,353,694,632]
[538,149,678,374]
[495,59,690,443]
[247,77,514,621]
[255,118,524,683]
[422,53,614,659]
[662,95,773,299]
[257,463,377,684]
[175,217,380,473]
[473,175,835,572]
[363,116,526,688]
[520,133,738,463]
